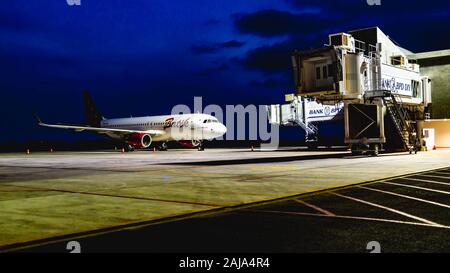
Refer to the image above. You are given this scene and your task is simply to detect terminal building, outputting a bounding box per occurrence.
[267,27,450,153]
[410,49,450,149]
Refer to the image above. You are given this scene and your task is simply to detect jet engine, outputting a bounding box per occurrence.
[126,133,152,148]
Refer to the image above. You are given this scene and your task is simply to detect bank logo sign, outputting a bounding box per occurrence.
[307,102,344,120]
[381,77,412,96]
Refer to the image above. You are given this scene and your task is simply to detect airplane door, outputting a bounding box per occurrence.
[191,118,203,140]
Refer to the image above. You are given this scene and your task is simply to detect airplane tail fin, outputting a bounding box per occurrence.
[33,113,43,124]
[83,91,104,127]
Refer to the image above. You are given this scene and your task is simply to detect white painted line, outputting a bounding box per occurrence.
[294,199,335,216]
[417,174,450,180]
[330,192,441,226]
[358,186,450,209]
[381,181,450,195]
[432,171,450,175]
[400,177,450,186]
[253,210,450,229]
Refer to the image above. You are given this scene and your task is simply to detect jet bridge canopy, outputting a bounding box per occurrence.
[292,46,342,96]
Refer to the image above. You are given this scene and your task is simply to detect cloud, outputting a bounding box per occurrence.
[219,40,246,48]
[234,35,324,73]
[190,40,246,55]
[249,77,289,89]
[233,1,450,73]
[286,0,370,15]
[235,42,292,73]
[190,44,219,54]
[233,9,333,38]
[286,0,450,21]
[193,63,229,76]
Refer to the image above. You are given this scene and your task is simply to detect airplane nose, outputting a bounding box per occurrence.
[219,124,227,135]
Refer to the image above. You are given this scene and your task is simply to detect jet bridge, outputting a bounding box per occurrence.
[267,27,432,154]
[267,96,344,146]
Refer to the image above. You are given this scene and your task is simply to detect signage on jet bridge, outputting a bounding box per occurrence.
[307,101,344,121]
[381,77,412,96]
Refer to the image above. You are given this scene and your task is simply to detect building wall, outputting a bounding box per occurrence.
[422,119,450,148]
[420,64,450,119]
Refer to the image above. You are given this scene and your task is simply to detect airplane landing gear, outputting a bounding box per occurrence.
[371,144,379,156]
[124,144,135,152]
[197,141,205,151]
[159,142,168,151]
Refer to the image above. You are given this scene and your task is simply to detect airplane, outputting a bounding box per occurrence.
[35,91,227,151]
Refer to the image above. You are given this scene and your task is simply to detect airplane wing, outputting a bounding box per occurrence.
[35,115,165,136]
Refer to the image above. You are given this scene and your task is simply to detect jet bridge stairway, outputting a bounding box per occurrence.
[266,96,344,148]
[383,93,420,153]
[365,90,420,153]
[277,102,319,144]
[290,117,319,144]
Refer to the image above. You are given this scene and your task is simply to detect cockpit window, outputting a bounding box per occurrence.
[203,119,219,123]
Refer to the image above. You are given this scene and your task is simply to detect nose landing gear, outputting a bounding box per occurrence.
[197,141,204,151]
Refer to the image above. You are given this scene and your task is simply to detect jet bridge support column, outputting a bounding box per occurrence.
[344,99,385,155]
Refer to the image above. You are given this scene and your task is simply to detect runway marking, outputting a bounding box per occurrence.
[2,163,450,252]
[399,177,450,186]
[381,181,450,195]
[432,171,450,175]
[294,199,335,216]
[416,174,450,180]
[249,210,450,229]
[358,186,450,209]
[6,184,221,207]
[329,192,441,226]
[0,164,138,173]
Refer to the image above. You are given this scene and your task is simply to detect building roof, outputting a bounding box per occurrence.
[408,49,450,67]
[409,49,450,60]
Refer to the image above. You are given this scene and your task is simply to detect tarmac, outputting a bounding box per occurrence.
[0,148,449,252]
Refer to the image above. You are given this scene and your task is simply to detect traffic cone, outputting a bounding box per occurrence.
[121,148,125,153]
[251,146,254,152]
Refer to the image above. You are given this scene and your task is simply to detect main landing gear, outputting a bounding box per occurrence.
[124,144,135,152]
[158,142,168,151]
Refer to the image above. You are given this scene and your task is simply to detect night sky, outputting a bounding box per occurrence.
[0,0,449,142]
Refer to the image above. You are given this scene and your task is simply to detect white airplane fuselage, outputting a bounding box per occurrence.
[101,113,226,143]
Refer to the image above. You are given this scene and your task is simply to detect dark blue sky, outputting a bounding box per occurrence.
[0,0,449,142]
